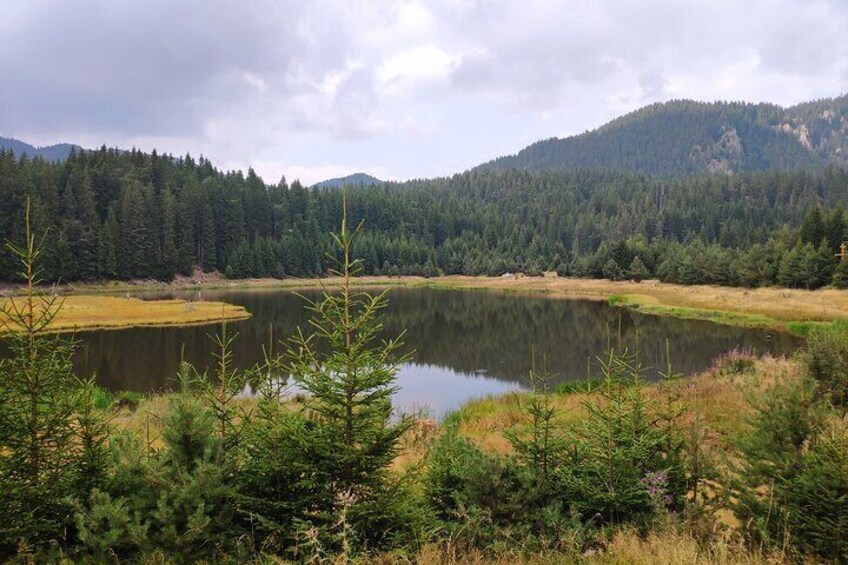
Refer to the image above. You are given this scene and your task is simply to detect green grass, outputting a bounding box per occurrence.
[553,377,642,395]
[787,318,848,337]
[606,294,814,334]
[88,386,145,411]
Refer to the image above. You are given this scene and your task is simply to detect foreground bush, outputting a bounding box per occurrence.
[0,205,109,558]
[731,365,847,561]
[803,321,848,414]
[74,376,238,561]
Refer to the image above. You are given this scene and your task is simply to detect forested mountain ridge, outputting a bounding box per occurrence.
[482,95,848,176]
[312,173,384,188]
[3,145,848,289]
[0,137,81,162]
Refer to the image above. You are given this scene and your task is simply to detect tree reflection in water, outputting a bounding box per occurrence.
[40,288,798,416]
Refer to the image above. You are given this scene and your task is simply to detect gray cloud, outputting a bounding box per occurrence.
[1,0,847,185]
[2,1,309,135]
[757,3,848,77]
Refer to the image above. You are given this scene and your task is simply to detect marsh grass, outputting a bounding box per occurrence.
[417,276,848,334]
[0,294,250,333]
[6,274,846,335]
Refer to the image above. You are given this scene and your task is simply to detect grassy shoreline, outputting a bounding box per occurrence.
[0,294,251,334]
[4,274,848,334]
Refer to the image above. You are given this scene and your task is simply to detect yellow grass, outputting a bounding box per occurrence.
[0,294,250,333]
[14,273,848,333]
[362,528,785,564]
[216,273,848,328]
[416,275,848,331]
[454,355,801,453]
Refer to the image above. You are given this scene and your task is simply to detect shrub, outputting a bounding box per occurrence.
[708,346,756,377]
[425,428,543,548]
[556,351,688,526]
[802,323,848,415]
[782,422,848,561]
[74,373,238,561]
[731,374,836,558]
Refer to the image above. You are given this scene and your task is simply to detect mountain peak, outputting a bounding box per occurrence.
[0,137,82,162]
[480,95,848,176]
[312,173,384,188]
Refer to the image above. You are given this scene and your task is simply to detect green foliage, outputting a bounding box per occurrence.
[799,206,826,246]
[425,351,691,552]
[782,423,848,561]
[730,373,848,561]
[0,203,108,556]
[283,195,417,552]
[833,257,848,288]
[201,323,251,457]
[74,489,149,557]
[235,397,316,551]
[506,354,567,483]
[483,97,848,176]
[628,256,650,282]
[71,379,111,497]
[425,427,547,548]
[601,258,623,281]
[235,192,423,556]
[74,372,237,561]
[557,351,687,525]
[2,146,848,290]
[802,324,848,415]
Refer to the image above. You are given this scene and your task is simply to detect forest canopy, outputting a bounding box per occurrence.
[1,146,848,288]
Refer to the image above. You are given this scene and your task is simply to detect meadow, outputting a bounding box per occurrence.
[0,294,250,333]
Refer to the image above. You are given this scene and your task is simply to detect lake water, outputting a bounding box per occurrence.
[59,287,799,418]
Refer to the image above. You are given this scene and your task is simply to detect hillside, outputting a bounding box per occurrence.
[482,95,848,176]
[313,172,384,188]
[3,145,848,290]
[0,136,81,162]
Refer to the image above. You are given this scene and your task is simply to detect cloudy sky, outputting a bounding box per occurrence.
[2,0,847,185]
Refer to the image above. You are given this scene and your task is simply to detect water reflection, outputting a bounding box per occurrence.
[11,288,801,418]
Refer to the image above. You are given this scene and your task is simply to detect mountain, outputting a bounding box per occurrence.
[481,95,848,176]
[313,173,384,188]
[0,136,82,162]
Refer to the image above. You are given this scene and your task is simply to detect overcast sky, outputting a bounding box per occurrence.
[2,0,847,185]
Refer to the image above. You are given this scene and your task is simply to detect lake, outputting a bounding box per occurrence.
[60,287,799,418]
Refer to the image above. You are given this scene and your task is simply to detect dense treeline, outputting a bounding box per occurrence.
[2,147,848,287]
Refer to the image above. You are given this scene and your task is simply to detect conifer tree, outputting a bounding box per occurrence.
[0,202,101,554]
[799,206,826,246]
[833,257,848,288]
[778,244,808,288]
[558,351,687,524]
[826,206,846,253]
[159,187,179,278]
[602,258,623,281]
[628,255,650,282]
[285,190,416,547]
[507,352,565,484]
